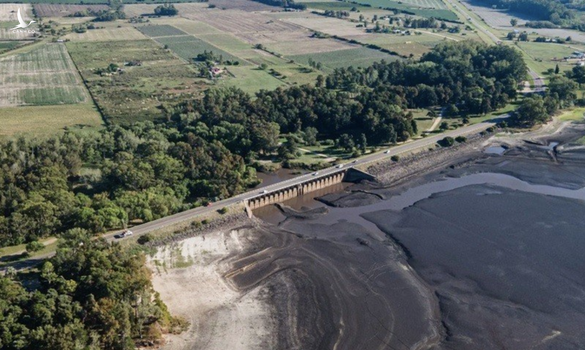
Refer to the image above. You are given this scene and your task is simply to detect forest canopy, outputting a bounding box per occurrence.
[0,229,186,350]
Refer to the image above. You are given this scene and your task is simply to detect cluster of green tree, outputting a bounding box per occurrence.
[0,229,186,349]
[249,0,306,10]
[322,10,350,18]
[403,17,439,29]
[513,74,579,126]
[154,4,178,16]
[525,20,558,29]
[194,50,224,63]
[95,63,120,75]
[93,0,125,22]
[0,122,257,246]
[324,41,525,116]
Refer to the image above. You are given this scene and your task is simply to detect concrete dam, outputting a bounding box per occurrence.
[247,168,375,210]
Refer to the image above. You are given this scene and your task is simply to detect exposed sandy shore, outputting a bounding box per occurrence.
[150,227,279,350]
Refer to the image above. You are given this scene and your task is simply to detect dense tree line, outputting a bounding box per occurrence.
[154,4,178,16]
[0,122,257,246]
[325,41,525,116]
[0,229,185,349]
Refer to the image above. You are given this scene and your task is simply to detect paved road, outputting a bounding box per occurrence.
[117,115,508,238]
[528,69,546,93]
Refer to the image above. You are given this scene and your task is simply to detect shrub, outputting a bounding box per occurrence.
[438,136,455,147]
[218,207,228,215]
[391,155,399,161]
[137,233,152,245]
[202,219,210,225]
[455,136,467,143]
[26,240,44,253]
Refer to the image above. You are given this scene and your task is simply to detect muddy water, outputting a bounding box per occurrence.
[255,169,307,188]
[251,125,585,349]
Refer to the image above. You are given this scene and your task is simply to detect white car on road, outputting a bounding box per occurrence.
[114,230,133,239]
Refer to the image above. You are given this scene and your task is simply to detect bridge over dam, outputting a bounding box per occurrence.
[247,168,375,210]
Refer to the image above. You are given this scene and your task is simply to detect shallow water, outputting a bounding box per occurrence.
[255,168,307,188]
[483,145,506,155]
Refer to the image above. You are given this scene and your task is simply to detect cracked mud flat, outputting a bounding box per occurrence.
[152,122,585,349]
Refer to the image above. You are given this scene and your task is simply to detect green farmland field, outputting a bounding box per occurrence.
[289,47,399,71]
[136,24,189,38]
[155,35,245,64]
[0,43,88,106]
[0,41,22,54]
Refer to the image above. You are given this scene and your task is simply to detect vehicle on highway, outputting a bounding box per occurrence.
[336,164,344,168]
[260,189,268,194]
[352,160,358,164]
[384,150,390,154]
[313,172,319,176]
[114,230,133,239]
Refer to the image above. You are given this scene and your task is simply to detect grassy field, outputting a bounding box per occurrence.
[0,41,22,53]
[400,0,447,9]
[219,66,285,93]
[0,103,103,137]
[137,24,189,38]
[65,26,147,42]
[156,35,244,63]
[514,41,578,77]
[67,39,206,124]
[559,108,585,122]
[0,43,88,106]
[290,47,399,70]
[33,4,108,17]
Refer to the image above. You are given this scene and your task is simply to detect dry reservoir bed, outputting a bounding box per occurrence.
[150,121,585,349]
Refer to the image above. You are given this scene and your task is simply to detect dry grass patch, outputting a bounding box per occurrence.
[34,4,109,17]
[158,16,225,35]
[0,3,32,21]
[181,9,303,44]
[0,103,103,137]
[282,15,367,37]
[0,28,35,40]
[64,26,147,42]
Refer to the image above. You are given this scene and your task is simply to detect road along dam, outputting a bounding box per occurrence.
[246,168,375,210]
